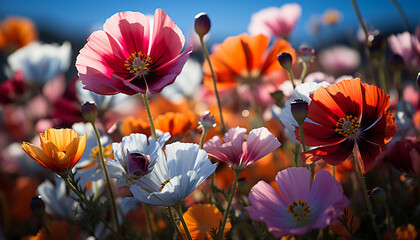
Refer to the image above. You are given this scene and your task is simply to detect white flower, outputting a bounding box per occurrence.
[129,142,217,206]
[7,41,72,83]
[108,132,170,188]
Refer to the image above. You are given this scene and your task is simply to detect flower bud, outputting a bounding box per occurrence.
[194,12,211,37]
[277,52,293,70]
[368,31,386,58]
[30,196,45,218]
[270,90,285,108]
[126,151,151,178]
[388,54,404,71]
[198,111,216,131]
[81,102,97,123]
[291,99,308,126]
[297,46,315,64]
[371,187,386,204]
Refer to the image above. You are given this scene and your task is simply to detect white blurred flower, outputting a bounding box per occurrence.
[7,41,72,83]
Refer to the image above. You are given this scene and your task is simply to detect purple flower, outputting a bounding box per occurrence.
[126,151,151,177]
[204,127,280,171]
[245,167,348,237]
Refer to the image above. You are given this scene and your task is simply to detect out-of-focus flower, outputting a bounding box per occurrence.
[21,128,87,175]
[330,207,361,238]
[119,116,151,137]
[388,31,420,71]
[318,45,360,75]
[245,167,348,237]
[0,16,37,51]
[0,70,26,105]
[108,132,170,188]
[297,78,396,172]
[76,9,192,95]
[391,224,418,240]
[198,111,216,131]
[128,142,217,206]
[204,127,280,171]
[160,58,202,104]
[154,111,198,141]
[377,137,420,176]
[7,41,71,84]
[321,9,343,26]
[26,220,72,240]
[179,204,231,240]
[248,3,301,39]
[203,34,295,91]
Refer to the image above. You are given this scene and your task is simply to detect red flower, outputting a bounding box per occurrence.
[76,9,192,95]
[296,78,396,172]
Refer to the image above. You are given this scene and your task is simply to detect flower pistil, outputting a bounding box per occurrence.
[124,52,152,75]
[335,115,360,137]
[286,199,311,221]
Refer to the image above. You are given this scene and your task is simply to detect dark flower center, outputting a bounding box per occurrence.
[158,179,171,191]
[127,152,151,179]
[286,199,311,221]
[124,52,152,75]
[335,115,360,137]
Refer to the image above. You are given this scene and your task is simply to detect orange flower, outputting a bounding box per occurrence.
[179,204,231,240]
[392,224,418,240]
[154,111,197,140]
[0,16,37,51]
[203,34,295,91]
[21,128,87,175]
[330,207,360,238]
[120,116,151,137]
[26,220,75,240]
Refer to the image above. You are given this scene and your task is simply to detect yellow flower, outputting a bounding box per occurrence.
[22,128,87,175]
[322,9,343,26]
[179,204,231,240]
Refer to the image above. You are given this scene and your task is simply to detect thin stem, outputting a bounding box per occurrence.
[298,124,306,168]
[300,61,308,83]
[62,175,122,239]
[175,203,192,240]
[351,0,369,47]
[142,93,158,141]
[167,206,183,240]
[286,69,296,89]
[378,60,388,94]
[143,203,156,240]
[390,0,411,33]
[333,166,336,179]
[91,123,120,234]
[199,129,207,149]
[218,169,240,239]
[200,36,226,133]
[353,143,380,239]
[385,203,395,240]
[394,70,402,100]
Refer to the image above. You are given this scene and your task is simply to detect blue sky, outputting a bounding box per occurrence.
[1,0,420,48]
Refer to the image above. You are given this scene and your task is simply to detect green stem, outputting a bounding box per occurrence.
[200,36,226,133]
[143,203,156,240]
[62,175,122,239]
[333,166,336,179]
[286,69,296,89]
[199,129,207,149]
[298,124,307,168]
[142,93,158,141]
[390,0,411,33]
[218,169,240,239]
[167,206,183,240]
[300,61,308,83]
[394,70,402,100]
[175,203,192,240]
[353,143,380,239]
[351,0,369,47]
[378,60,388,94]
[91,122,120,234]
[385,203,395,240]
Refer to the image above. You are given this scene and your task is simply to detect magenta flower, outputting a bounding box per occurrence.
[248,3,301,39]
[204,127,280,170]
[388,29,420,71]
[76,9,193,95]
[245,167,348,237]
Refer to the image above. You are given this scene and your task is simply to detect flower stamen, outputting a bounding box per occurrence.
[158,178,171,191]
[124,52,152,75]
[286,199,311,221]
[90,144,114,160]
[335,115,360,137]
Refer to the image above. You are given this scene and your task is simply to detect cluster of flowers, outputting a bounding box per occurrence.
[0,2,419,240]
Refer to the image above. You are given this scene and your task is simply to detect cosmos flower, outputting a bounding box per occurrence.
[76,9,193,95]
[248,3,302,39]
[204,127,281,171]
[388,30,420,71]
[0,16,37,50]
[318,45,361,75]
[297,78,396,172]
[128,142,217,206]
[7,41,72,84]
[179,204,231,240]
[21,128,87,175]
[245,167,348,237]
[321,9,343,26]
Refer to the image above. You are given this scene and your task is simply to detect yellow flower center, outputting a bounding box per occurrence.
[158,179,171,191]
[286,200,311,221]
[335,115,360,137]
[90,144,114,160]
[124,51,152,75]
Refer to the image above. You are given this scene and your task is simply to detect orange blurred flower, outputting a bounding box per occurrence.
[21,128,87,175]
[179,204,231,240]
[316,159,354,183]
[330,207,360,238]
[322,9,343,26]
[26,220,75,240]
[120,116,151,137]
[384,224,418,240]
[203,34,295,91]
[154,111,197,140]
[0,16,37,51]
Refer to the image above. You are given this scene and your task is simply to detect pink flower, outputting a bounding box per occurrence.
[318,45,361,75]
[388,31,420,71]
[76,9,193,95]
[245,167,349,237]
[204,127,280,170]
[248,4,302,39]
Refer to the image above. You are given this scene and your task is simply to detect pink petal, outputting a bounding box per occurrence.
[223,127,247,143]
[149,9,185,67]
[103,11,150,55]
[275,167,311,203]
[241,127,280,166]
